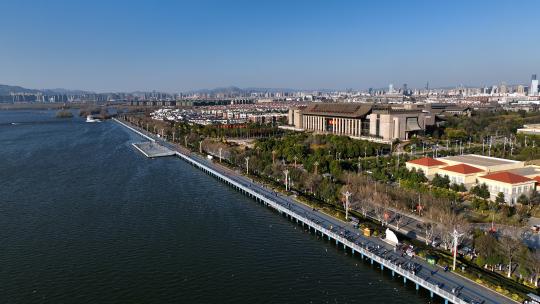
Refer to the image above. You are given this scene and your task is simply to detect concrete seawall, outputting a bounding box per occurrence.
[113,118,155,142]
[113,118,515,304]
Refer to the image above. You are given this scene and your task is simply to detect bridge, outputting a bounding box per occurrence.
[113,118,517,304]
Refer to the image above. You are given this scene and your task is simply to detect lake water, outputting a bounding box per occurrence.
[0,110,432,303]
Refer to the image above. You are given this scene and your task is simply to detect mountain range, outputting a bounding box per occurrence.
[0,84,92,95]
[0,84,307,96]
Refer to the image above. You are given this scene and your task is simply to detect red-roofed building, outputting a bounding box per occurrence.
[477,172,536,204]
[405,157,447,179]
[533,176,540,191]
[439,164,485,189]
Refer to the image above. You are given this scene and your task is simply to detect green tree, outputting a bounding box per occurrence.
[474,233,503,270]
[517,194,530,206]
[471,183,490,199]
[495,192,506,205]
[445,128,468,141]
[432,174,450,189]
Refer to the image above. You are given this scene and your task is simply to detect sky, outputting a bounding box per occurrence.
[1,0,539,92]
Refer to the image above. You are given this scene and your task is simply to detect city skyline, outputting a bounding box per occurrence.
[1,76,538,96]
[1,0,539,92]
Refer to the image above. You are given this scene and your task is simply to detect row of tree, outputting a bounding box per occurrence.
[474,230,540,287]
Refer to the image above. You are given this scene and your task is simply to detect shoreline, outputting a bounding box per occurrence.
[113,117,518,304]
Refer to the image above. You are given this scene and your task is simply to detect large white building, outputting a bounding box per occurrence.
[288,103,430,141]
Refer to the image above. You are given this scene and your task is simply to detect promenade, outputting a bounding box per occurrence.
[114,118,517,304]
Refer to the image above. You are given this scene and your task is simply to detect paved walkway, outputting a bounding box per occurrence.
[117,119,518,304]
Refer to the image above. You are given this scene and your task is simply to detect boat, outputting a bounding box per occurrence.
[86,115,101,123]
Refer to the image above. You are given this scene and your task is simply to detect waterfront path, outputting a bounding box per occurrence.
[114,118,516,304]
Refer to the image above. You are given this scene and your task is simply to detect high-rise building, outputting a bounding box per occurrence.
[402,83,412,96]
[517,85,525,95]
[530,74,539,96]
[499,82,507,94]
[388,84,394,93]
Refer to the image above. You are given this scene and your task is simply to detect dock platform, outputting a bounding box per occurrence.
[132,142,175,158]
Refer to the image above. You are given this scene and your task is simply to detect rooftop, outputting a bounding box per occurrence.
[407,157,447,167]
[506,166,540,177]
[302,103,373,118]
[480,171,533,184]
[437,154,520,168]
[440,164,483,175]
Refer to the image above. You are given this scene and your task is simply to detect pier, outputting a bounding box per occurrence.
[113,118,516,304]
[132,142,175,158]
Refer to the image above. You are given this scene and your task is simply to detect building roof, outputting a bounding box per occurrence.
[440,164,483,175]
[506,166,540,177]
[480,172,533,184]
[407,157,446,167]
[532,176,540,183]
[438,154,520,167]
[302,103,373,118]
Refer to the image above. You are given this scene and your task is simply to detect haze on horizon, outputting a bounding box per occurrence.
[1,0,539,93]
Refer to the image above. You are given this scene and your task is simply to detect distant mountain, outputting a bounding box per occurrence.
[41,88,92,95]
[0,84,92,95]
[188,86,245,95]
[0,84,41,95]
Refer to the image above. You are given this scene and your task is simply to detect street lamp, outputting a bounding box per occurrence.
[284,169,289,191]
[199,141,203,153]
[184,135,188,147]
[313,161,319,175]
[342,191,351,220]
[219,147,223,163]
[293,156,298,168]
[452,228,464,271]
[245,157,249,175]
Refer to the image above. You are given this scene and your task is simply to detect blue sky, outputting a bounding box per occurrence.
[1,0,539,92]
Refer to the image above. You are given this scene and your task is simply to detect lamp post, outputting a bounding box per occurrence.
[199,141,202,154]
[245,157,249,175]
[219,147,222,163]
[272,150,276,165]
[293,156,298,168]
[452,228,464,271]
[357,156,362,174]
[313,161,319,175]
[184,135,188,148]
[284,169,289,191]
[343,191,351,220]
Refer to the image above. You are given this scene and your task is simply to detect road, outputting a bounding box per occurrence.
[119,119,517,304]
